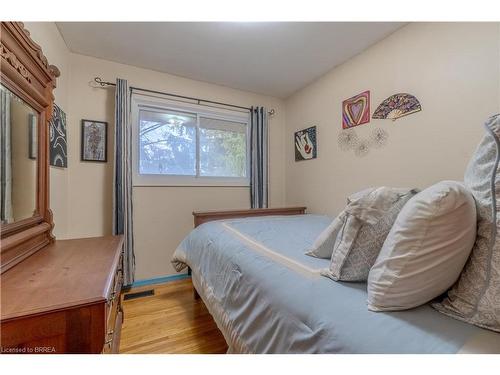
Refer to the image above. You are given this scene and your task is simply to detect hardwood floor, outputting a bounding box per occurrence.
[119,278,228,354]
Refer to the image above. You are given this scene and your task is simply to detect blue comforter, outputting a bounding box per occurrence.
[172,214,496,353]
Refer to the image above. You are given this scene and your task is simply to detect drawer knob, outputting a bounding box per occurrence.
[107,291,117,305]
[105,337,114,348]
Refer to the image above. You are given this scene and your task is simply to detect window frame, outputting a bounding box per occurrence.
[132,93,251,187]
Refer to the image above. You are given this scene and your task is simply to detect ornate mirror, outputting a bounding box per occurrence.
[0,22,59,273]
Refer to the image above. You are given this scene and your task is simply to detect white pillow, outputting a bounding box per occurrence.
[367,181,477,311]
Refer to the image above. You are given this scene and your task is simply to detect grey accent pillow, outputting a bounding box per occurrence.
[433,114,500,333]
[321,187,418,281]
[305,217,344,259]
[306,187,377,259]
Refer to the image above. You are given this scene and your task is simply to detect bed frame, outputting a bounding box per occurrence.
[191,206,307,299]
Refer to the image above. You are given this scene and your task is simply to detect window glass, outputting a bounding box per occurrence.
[199,117,247,178]
[138,109,197,175]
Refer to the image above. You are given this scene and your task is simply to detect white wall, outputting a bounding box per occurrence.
[285,22,500,216]
[23,22,71,238]
[69,55,285,279]
[15,22,289,281]
[24,21,500,281]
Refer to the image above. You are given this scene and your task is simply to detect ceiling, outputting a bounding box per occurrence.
[56,22,404,98]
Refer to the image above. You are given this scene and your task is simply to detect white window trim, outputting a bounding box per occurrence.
[132,93,251,187]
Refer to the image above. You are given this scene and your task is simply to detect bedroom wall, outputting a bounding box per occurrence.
[23,22,71,239]
[24,21,499,282]
[23,22,287,281]
[285,22,500,216]
[67,54,286,280]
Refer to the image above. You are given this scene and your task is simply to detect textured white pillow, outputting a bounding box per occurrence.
[306,187,376,259]
[367,181,477,311]
[321,187,417,281]
[433,115,500,333]
[346,187,376,204]
[306,187,411,260]
[305,217,343,259]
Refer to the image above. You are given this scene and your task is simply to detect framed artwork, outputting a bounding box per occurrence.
[372,93,422,121]
[28,114,37,160]
[49,104,67,167]
[81,120,108,162]
[295,126,317,161]
[342,90,370,129]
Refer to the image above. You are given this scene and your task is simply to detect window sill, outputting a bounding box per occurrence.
[133,175,250,188]
[133,184,250,188]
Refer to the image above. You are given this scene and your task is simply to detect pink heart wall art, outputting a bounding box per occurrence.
[342,90,370,129]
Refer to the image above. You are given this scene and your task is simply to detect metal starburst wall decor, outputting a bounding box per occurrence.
[370,127,388,148]
[337,129,359,151]
[338,127,389,157]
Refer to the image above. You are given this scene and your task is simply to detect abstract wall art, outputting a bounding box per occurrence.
[372,93,422,121]
[81,119,108,162]
[342,90,370,129]
[49,104,67,167]
[295,126,317,161]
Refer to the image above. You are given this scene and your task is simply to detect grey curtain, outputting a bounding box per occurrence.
[112,78,135,285]
[250,106,269,208]
[0,89,13,224]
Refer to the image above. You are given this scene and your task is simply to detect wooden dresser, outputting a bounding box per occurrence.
[0,236,124,354]
[0,23,125,354]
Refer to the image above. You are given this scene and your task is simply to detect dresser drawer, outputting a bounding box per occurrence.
[103,252,123,353]
[103,307,123,354]
[106,268,123,324]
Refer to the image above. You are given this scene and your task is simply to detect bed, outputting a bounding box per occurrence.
[172,211,500,354]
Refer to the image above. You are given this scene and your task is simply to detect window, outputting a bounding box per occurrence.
[199,117,247,178]
[139,109,197,176]
[132,95,249,186]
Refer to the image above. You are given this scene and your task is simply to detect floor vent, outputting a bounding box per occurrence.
[124,289,155,300]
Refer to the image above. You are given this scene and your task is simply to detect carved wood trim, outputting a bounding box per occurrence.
[0,42,32,83]
[0,22,59,273]
[1,214,43,238]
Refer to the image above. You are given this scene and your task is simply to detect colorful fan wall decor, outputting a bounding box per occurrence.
[372,93,422,121]
[342,91,370,129]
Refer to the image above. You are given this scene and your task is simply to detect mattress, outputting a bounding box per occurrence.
[172,214,500,353]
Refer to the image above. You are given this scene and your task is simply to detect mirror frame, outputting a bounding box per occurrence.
[0,22,59,273]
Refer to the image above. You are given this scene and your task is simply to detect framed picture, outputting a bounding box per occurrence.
[28,114,37,160]
[295,126,317,161]
[49,104,68,167]
[81,120,108,162]
[342,90,370,129]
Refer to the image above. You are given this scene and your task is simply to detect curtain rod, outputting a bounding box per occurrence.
[93,77,275,116]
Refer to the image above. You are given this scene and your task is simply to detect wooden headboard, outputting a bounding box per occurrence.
[192,207,307,227]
